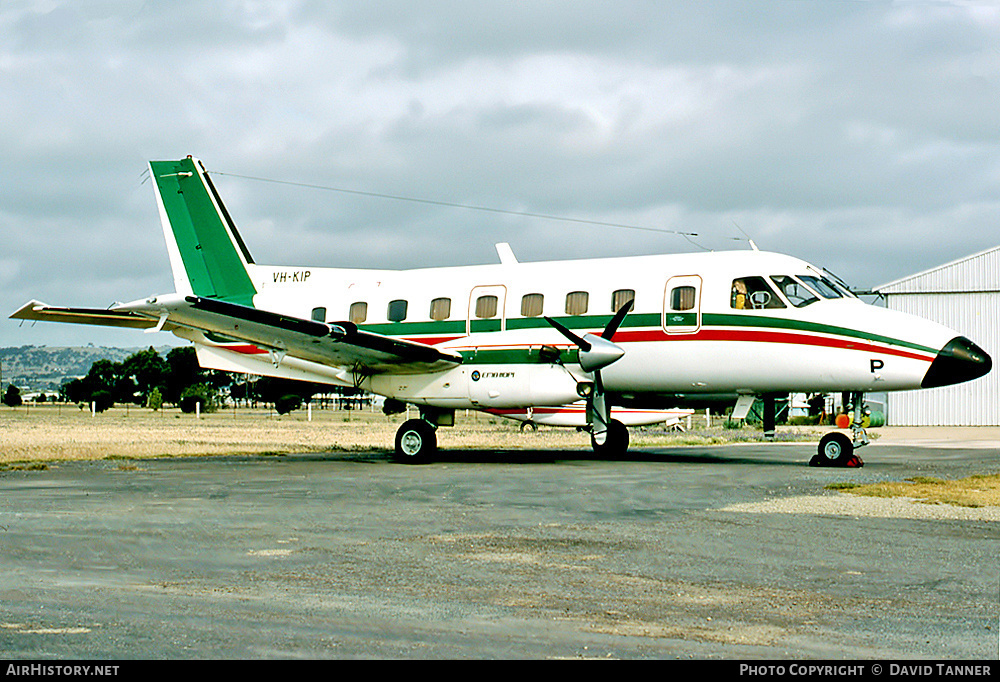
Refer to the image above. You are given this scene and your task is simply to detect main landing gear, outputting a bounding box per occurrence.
[393,418,437,464]
[390,407,631,463]
[810,392,868,468]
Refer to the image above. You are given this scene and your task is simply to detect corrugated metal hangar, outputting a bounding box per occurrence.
[874,246,1000,426]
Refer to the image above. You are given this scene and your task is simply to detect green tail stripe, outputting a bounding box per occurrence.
[151,158,257,306]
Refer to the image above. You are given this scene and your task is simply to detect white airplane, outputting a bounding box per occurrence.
[12,157,992,466]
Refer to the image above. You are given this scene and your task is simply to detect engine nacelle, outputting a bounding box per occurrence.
[466,364,583,408]
[367,363,584,410]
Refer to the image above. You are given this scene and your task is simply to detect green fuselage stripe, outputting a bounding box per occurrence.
[703,313,936,355]
[356,310,937,363]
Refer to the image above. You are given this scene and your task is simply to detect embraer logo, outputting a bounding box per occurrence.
[273,270,312,283]
[471,370,514,381]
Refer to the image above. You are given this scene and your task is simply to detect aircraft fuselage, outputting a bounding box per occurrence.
[183,248,987,414]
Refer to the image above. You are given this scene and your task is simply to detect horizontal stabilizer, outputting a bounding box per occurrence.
[9,300,179,331]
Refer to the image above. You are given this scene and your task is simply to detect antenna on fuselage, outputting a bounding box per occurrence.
[731,219,759,251]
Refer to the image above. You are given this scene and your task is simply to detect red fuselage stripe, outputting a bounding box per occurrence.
[214,327,935,364]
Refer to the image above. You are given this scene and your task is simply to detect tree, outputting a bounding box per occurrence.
[61,358,121,409]
[275,394,302,415]
[146,387,163,412]
[164,346,208,404]
[121,348,167,405]
[229,379,249,406]
[179,384,216,414]
[58,346,236,412]
[3,384,22,408]
[252,377,326,405]
[91,390,114,413]
[80,359,121,408]
[62,377,89,405]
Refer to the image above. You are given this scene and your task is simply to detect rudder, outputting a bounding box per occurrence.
[150,156,257,306]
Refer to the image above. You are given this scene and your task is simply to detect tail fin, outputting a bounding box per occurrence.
[149,156,257,306]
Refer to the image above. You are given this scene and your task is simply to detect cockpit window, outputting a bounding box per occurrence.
[799,275,843,299]
[770,276,819,308]
[731,277,785,310]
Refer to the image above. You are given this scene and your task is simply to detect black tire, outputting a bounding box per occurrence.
[813,431,854,467]
[591,419,629,458]
[393,419,437,464]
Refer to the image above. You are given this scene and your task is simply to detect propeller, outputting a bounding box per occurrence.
[545,299,632,444]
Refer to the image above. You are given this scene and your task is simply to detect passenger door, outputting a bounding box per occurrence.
[467,285,507,335]
[663,275,702,334]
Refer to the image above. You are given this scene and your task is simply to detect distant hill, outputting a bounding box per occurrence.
[1,345,175,392]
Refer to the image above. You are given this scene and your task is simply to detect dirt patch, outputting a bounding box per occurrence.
[829,474,1000,508]
[719,493,1000,520]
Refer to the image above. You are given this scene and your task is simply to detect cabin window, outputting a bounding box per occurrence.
[565,291,589,316]
[475,295,498,319]
[669,286,697,311]
[520,293,544,317]
[429,297,451,321]
[770,276,818,308]
[799,275,844,299]
[612,289,635,313]
[349,301,367,324]
[311,307,327,322]
[387,299,408,322]
[730,277,785,310]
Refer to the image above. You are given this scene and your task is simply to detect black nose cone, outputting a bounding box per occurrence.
[922,336,993,389]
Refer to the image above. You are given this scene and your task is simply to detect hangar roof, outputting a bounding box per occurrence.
[875,245,1000,295]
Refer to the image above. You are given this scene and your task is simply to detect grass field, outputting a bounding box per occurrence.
[0,403,812,465]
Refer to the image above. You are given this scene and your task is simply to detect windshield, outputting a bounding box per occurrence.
[770,276,819,307]
[821,271,858,298]
[798,275,844,299]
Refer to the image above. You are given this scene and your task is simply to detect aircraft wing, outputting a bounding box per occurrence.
[112,294,462,375]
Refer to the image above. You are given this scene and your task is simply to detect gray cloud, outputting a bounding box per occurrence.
[3,0,999,348]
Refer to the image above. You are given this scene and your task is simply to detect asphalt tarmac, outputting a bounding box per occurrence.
[1,438,997,660]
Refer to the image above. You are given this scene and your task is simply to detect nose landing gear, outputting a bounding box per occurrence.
[810,391,868,467]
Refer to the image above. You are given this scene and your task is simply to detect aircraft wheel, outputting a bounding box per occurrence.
[520,421,537,432]
[592,419,629,458]
[811,432,858,467]
[394,419,437,464]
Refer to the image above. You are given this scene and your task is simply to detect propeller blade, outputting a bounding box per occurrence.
[544,316,591,351]
[602,299,634,340]
[590,382,610,444]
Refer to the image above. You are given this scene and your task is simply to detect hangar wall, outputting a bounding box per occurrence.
[875,246,1000,426]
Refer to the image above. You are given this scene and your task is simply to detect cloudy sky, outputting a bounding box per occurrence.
[3,0,998,348]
